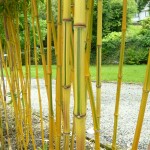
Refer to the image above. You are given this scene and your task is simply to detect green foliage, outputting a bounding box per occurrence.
[0,0,25,40]
[29,47,56,65]
[90,22,150,65]
[136,0,150,13]
[93,0,111,37]
[91,32,121,64]
[125,48,148,64]
[1,0,28,17]
[0,0,56,65]
[127,0,138,19]
[91,0,137,65]
[141,17,150,29]
[100,24,150,65]
[93,0,137,37]
[102,32,121,64]
[0,16,5,40]
[124,17,150,64]
[109,1,123,32]
[51,0,58,23]
[38,142,48,150]
[0,1,4,14]
[126,25,142,36]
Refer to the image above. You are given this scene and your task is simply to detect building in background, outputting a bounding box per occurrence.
[132,3,150,23]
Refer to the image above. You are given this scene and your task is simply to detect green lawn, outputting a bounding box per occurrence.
[90,65,146,83]
[22,65,147,83]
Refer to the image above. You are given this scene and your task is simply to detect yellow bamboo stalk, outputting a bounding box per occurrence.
[70,27,74,72]
[12,14,26,136]
[86,77,100,150]
[31,4,45,149]
[69,19,75,149]
[0,37,26,149]
[0,45,11,149]
[132,50,150,149]
[10,20,26,147]
[74,0,86,149]
[84,0,100,149]
[8,42,27,150]
[6,5,35,149]
[23,2,36,148]
[96,0,102,149]
[15,10,26,137]
[51,15,57,56]
[71,0,74,17]
[112,0,127,149]
[47,0,55,149]
[14,6,29,139]
[62,0,72,148]
[5,18,15,94]
[24,2,30,145]
[70,19,75,150]
[4,19,22,148]
[32,1,56,148]
[85,0,94,68]
[32,0,48,84]
[7,14,24,91]
[0,45,27,149]
[15,64,27,149]
[96,0,102,126]
[0,103,4,149]
[0,88,11,149]
[27,24,36,150]
[55,0,63,149]
[4,11,27,148]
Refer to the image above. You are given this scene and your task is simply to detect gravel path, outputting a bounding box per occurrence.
[31,79,150,150]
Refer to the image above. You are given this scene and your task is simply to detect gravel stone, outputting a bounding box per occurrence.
[30,79,150,150]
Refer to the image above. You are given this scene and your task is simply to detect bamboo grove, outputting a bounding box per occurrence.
[0,0,150,149]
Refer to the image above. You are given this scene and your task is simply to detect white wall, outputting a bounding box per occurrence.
[132,4,149,23]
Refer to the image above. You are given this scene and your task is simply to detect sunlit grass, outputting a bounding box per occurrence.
[90,65,146,83]
[21,65,146,83]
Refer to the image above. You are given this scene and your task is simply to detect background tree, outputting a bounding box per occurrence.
[93,0,137,37]
[91,0,137,64]
[136,0,150,13]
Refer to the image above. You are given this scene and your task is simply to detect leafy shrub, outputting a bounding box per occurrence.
[124,48,148,65]
[141,17,150,30]
[124,19,150,65]
[90,28,150,65]
[92,0,137,38]
[90,32,122,64]
[102,32,121,64]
